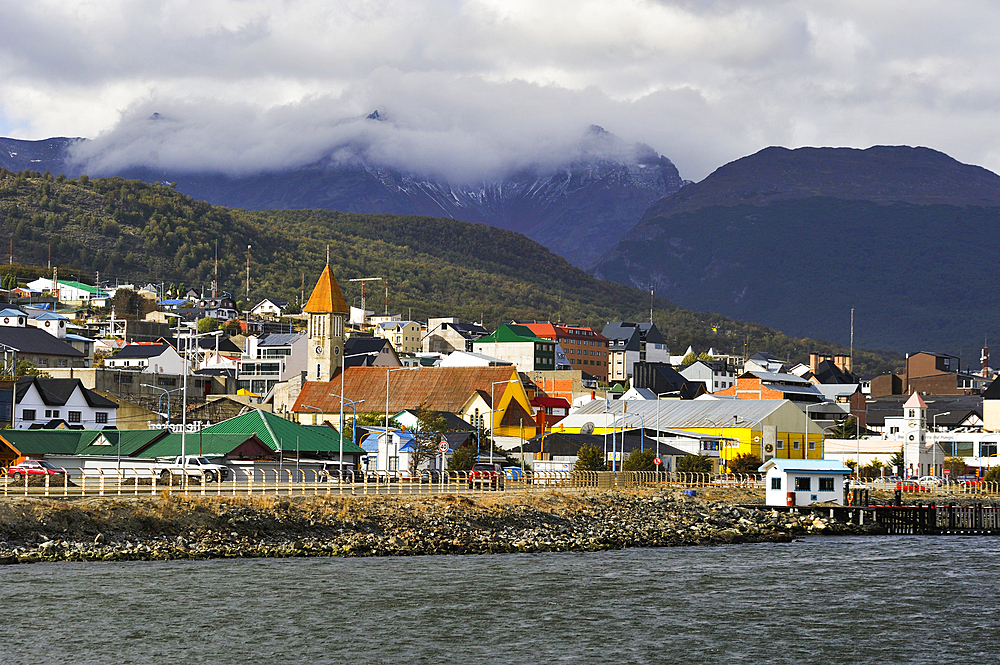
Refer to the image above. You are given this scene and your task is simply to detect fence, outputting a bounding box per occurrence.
[0,468,767,499]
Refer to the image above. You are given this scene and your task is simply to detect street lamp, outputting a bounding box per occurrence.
[179,329,223,488]
[932,411,951,477]
[489,378,520,464]
[330,394,365,478]
[141,384,183,426]
[301,404,323,425]
[654,391,676,474]
[386,367,418,473]
[804,403,825,459]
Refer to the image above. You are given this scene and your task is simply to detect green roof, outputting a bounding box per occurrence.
[57,279,106,296]
[137,433,266,459]
[76,430,167,456]
[0,430,101,456]
[474,324,548,345]
[202,409,364,455]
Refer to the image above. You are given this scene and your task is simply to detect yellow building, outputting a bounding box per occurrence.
[554,398,824,471]
[374,320,423,355]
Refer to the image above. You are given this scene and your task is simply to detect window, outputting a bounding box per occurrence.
[388,456,399,471]
[792,440,800,450]
[819,477,835,492]
[808,440,816,450]
[776,440,784,449]
[794,477,811,491]
[96,412,108,424]
[771,477,781,490]
[22,409,36,421]
[68,411,81,423]
[981,441,998,458]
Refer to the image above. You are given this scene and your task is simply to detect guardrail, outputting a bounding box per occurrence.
[0,466,776,499]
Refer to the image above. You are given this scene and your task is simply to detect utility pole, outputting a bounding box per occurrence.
[349,277,383,320]
[245,245,251,306]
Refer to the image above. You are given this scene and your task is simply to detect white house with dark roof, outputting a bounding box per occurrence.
[14,377,118,429]
[105,343,184,374]
[0,307,88,369]
[25,278,109,305]
[28,310,96,367]
[237,332,308,395]
[251,298,290,318]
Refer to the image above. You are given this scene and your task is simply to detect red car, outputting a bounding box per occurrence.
[895,480,929,493]
[7,460,67,481]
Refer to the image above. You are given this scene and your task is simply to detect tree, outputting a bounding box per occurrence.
[224,319,243,337]
[681,351,697,366]
[944,456,966,480]
[347,410,401,432]
[408,405,448,475]
[574,443,607,471]
[985,466,1000,484]
[448,444,475,471]
[728,452,763,475]
[622,448,656,471]
[827,416,863,439]
[889,447,905,473]
[15,360,49,378]
[677,454,713,474]
[197,317,220,333]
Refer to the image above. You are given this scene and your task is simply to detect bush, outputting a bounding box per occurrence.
[677,454,713,474]
[574,443,607,471]
[728,452,763,475]
[622,448,656,471]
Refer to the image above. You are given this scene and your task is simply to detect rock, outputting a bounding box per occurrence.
[94,534,106,545]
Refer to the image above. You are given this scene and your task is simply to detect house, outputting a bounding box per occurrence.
[374,320,422,355]
[436,350,512,367]
[744,352,787,373]
[237,332,308,396]
[759,458,852,506]
[344,336,401,368]
[679,359,737,394]
[105,343,185,374]
[251,298,290,319]
[14,377,118,429]
[202,408,365,462]
[472,324,556,372]
[602,322,670,383]
[25,278,109,305]
[632,362,706,400]
[521,322,609,376]
[29,311,96,366]
[423,318,489,354]
[715,370,825,404]
[531,395,571,430]
[0,307,88,369]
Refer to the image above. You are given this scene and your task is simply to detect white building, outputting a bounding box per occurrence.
[15,377,118,429]
[237,332,308,396]
[760,458,852,506]
[105,343,185,374]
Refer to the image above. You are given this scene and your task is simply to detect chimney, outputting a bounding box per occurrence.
[809,353,819,373]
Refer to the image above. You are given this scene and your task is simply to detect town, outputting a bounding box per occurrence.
[1,264,998,502]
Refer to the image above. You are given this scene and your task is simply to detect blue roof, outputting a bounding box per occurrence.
[35,312,68,321]
[360,433,380,452]
[0,308,26,318]
[159,299,188,306]
[759,459,852,474]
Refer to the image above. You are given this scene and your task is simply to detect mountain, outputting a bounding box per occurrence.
[0,167,900,375]
[0,125,684,269]
[590,145,1000,355]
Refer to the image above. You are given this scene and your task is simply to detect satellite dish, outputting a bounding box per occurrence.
[581,422,595,435]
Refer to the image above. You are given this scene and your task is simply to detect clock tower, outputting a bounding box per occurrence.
[902,391,927,478]
[303,265,349,382]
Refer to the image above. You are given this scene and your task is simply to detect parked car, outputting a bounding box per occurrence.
[419,469,443,484]
[468,462,504,490]
[916,475,944,487]
[957,475,983,487]
[7,460,67,481]
[873,475,902,485]
[896,480,929,493]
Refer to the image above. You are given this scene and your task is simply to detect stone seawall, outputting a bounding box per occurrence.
[0,488,883,564]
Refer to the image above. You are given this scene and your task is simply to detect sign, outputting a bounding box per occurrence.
[653,456,662,466]
[438,441,449,453]
[606,452,621,461]
[944,469,951,475]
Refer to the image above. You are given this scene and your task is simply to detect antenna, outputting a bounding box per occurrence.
[348,277,382,317]
[850,308,854,373]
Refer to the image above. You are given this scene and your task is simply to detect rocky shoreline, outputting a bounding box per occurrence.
[0,488,883,564]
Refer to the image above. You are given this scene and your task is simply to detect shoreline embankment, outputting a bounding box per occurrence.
[0,488,886,564]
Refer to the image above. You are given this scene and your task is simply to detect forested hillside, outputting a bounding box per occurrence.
[0,167,901,375]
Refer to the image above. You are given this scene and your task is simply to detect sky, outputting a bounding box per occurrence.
[1,0,998,182]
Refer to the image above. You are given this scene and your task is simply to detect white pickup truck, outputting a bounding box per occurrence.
[152,456,230,483]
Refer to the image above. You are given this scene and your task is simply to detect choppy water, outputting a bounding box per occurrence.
[2,536,998,664]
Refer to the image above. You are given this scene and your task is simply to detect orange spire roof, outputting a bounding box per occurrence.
[303,265,348,313]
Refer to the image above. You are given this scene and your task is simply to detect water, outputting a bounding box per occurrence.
[2,536,998,664]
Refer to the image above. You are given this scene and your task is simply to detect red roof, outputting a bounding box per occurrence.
[292,366,522,414]
[531,396,571,408]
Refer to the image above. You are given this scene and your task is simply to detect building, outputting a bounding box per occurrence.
[472,324,556,372]
[344,336,402,368]
[105,343,185,374]
[303,265,349,383]
[715,370,825,404]
[632,362,706,400]
[679,359,737,393]
[237,332,308,396]
[0,307,88,370]
[760,458,852,507]
[374,320,422,355]
[25,278,109,305]
[14,377,118,429]
[521,322,609,376]
[602,322,670,383]
[29,311,96,366]
[870,352,989,397]
[250,298,290,319]
[423,318,488,354]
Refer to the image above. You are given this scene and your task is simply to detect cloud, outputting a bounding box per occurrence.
[4,1,1000,181]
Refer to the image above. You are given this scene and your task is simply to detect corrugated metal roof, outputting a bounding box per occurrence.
[202,409,363,454]
[0,430,100,456]
[76,430,167,456]
[259,332,305,347]
[292,366,522,415]
[759,459,851,473]
[137,433,268,458]
[565,398,787,429]
[760,382,824,397]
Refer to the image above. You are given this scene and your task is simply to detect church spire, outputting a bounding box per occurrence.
[303,265,348,314]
